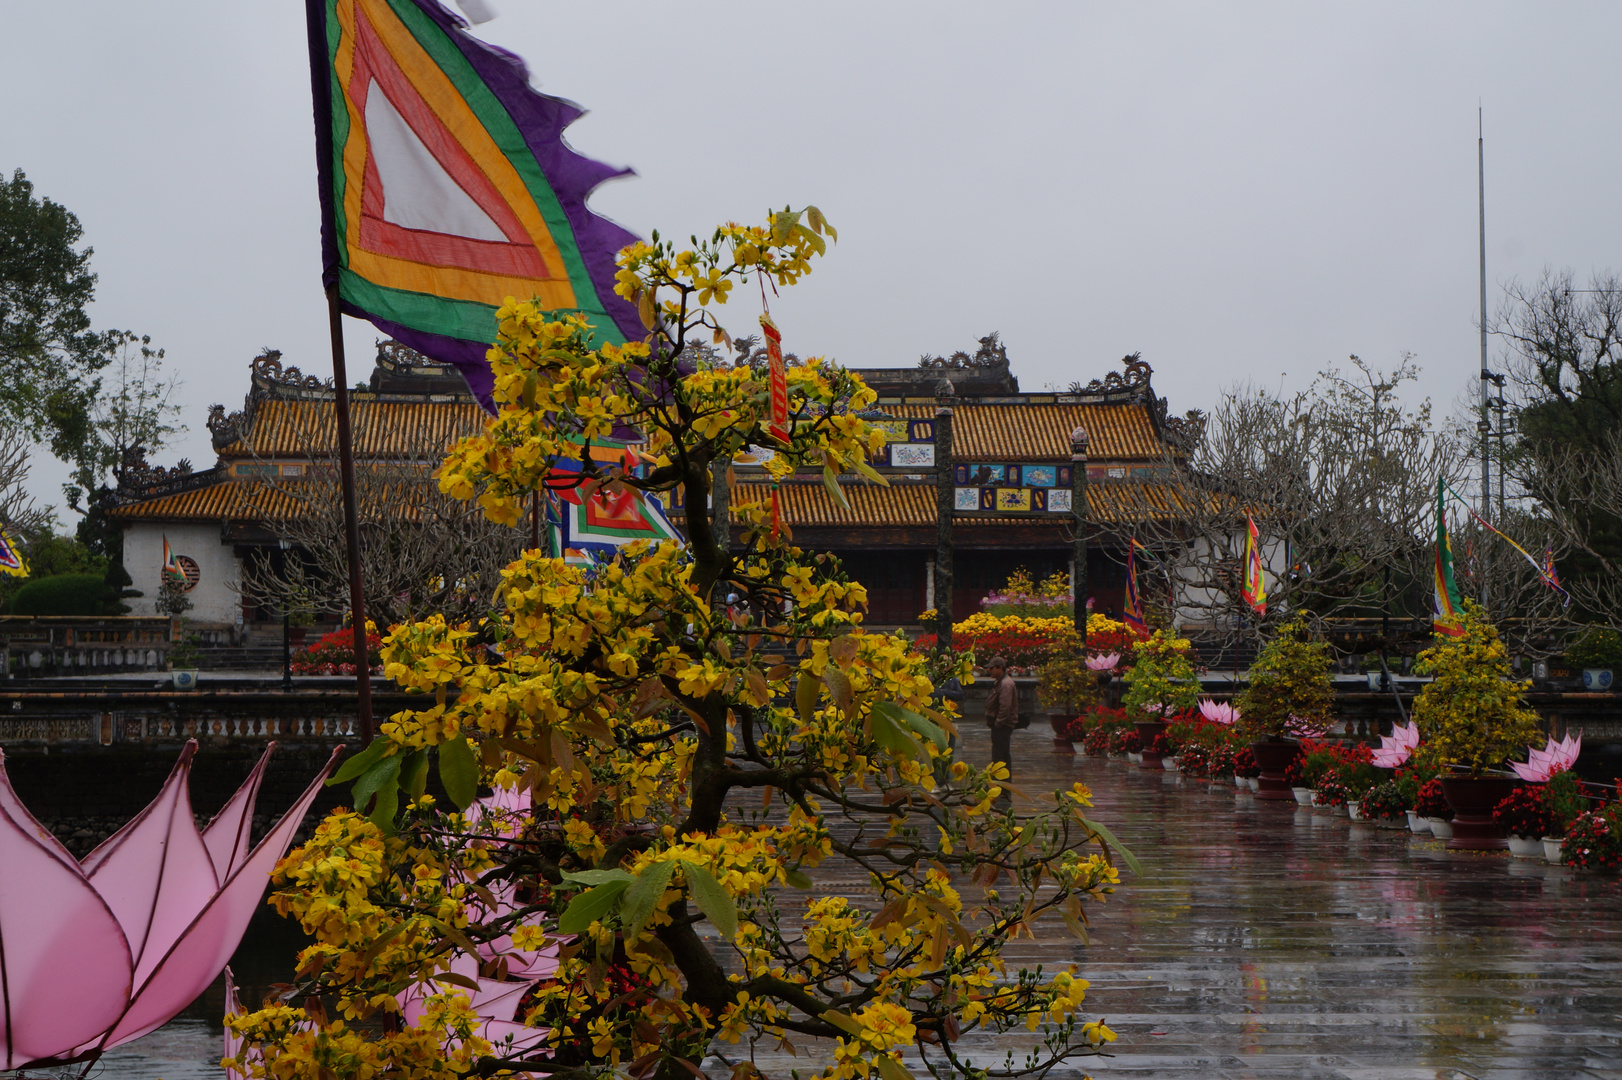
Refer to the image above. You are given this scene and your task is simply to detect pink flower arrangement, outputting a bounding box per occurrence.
[1510,733,1582,783]
[1086,653,1121,672]
[1197,698,1238,725]
[1371,721,1421,769]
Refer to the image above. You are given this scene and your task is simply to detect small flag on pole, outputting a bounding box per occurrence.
[0,528,27,578]
[162,537,186,585]
[1240,517,1266,616]
[1432,479,1466,636]
[1123,538,1149,635]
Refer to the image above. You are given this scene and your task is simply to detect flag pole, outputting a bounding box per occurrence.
[326,283,374,741]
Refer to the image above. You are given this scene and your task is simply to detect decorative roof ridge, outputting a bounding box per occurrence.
[108,462,229,508]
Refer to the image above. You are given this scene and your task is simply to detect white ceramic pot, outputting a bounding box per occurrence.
[1507,835,1542,858]
[1542,836,1565,865]
[1247,777,1260,792]
[1127,752,1142,763]
[1162,757,1178,771]
[1406,810,1429,834]
[1292,787,1314,806]
[1347,801,1363,821]
[171,669,198,691]
[1428,818,1454,840]
[1582,668,1614,691]
[1234,775,1247,790]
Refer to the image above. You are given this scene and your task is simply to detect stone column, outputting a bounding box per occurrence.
[710,458,730,555]
[934,381,956,650]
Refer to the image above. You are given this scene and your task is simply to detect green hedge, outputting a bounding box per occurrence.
[8,574,109,616]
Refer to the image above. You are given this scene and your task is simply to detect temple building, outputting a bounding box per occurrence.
[109,337,1201,635]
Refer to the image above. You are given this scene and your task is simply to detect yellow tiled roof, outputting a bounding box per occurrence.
[865,401,1163,461]
[218,398,490,458]
[730,479,1189,527]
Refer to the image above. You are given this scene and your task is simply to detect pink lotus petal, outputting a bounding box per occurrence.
[1510,760,1543,782]
[223,966,246,1079]
[203,745,274,881]
[1085,653,1120,672]
[84,744,221,988]
[0,751,135,1071]
[100,745,342,1049]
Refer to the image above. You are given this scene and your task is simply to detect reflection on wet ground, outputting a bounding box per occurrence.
[43,725,1622,1079]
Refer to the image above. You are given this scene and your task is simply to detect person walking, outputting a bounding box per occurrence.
[984,655,1018,780]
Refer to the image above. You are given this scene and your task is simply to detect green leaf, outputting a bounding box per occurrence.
[874,1056,916,1080]
[819,1009,862,1036]
[821,465,851,509]
[560,868,635,887]
[680,861,737,940]
[868,706,922,761]
[621,859,677,940]
[854,458,891,487]
[1080,816,1142,877]
[796,674,820,724]
[784,868,813,889]
[558,880,631,934]
[368,774,400,835]
[328,737,391,786]
[437,736,479,809]
[350,753,400,816]
[873,702,945,754]
[400,749,429,802]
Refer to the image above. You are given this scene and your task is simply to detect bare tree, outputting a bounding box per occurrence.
[234,428,528,632]
[1105,356,1470,659]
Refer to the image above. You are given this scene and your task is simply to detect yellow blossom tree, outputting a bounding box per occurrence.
[227,208,1129,1080]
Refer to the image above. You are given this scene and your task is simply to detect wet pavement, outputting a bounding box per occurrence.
[29,724,1622,1079]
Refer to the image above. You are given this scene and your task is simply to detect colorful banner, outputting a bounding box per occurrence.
[1433,479,1466,637]
[760,313,789,443]
[0,528,27,578]
[305,0,641,408]
[1439,480,1571,608]
[1241,516,1266,616]
[553,487,680,567]
[1123,538,1148,636]
[162,536,186,585]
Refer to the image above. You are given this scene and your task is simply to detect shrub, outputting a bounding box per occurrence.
[1108,729,1142,755]
[1283,754,1306,788]
[1313,777,1353,808]
[1411,603,1542,776]
[952,612,1076,668]
[9,573,108,616]
[1564,806,1622,870]
[1414,778,1453,820]
[1235,617,1334,740]
[1037,653,1101,712]
[1232,747,1260,779]
[1081,727,1110,755]
[1564,626,1622,670]
[980,567,1074,619]
[1145,733,1173,759]
[1203,745,1236,778]
[1177,744,1213,777]
[1360,780,1409,821]
[1493,786,1555,839]
[290,624,383,675]
[1542,769,1589,834]
[1121,630,1199,718]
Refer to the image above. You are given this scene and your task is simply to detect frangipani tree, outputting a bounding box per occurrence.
[228,209,1127,1080]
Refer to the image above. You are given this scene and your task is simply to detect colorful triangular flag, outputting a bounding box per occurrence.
[1432,479,1466,637]
[1123,538,1149,635]
[0,528,27,578]
[1240,517,1266,616]
[305,0,641,407]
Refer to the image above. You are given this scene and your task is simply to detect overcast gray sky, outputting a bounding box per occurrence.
[5,2,1619,517]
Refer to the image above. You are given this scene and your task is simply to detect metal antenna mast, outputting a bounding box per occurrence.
[1477,106,1491,604]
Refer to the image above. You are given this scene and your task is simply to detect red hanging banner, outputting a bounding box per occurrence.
[760,313,790,443]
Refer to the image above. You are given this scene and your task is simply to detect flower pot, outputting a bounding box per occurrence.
[1347,801,1363,821]
[1135,721,1168,771]
[1047,712,1076,754]
[1427,818,1454,839]
[1126,752,1142,763]
[1247,777,1260,792]
[1162,757,1178,771]
[1507,835,1542,858]
[171,670,198,691]
[1250,739,1301,801]
[1542,836,1565,865]
[1439,776,1517,851]
[1233,775,1247,790]
[1292,787,1314,806]
[1405,810,1429,834]
[1582,668,1614,691]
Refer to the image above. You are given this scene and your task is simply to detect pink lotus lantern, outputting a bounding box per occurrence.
[0,740,339,1072]
[1371,721,1421,769]
[1197,698,1238,725]
[1510,733,1582,783]
[1085,653,1120,672]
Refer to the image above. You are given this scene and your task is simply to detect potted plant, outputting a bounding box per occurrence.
[1492,787,1556,857]
[1037,652,1100,754]
[1414,778,1454,839]
[1233,747,1260,791]
[1108,728,1141,760]
[1121,630,1199,770]
[1410,604,1544,850]
[1360,779,1410,828]
[1235,618,1335,801]
[1564,626,1622,691]
[1540,769,1588,865]
[1144,732,1176,770]
[1562,802,1622,870]
[1394,763,1435,833]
